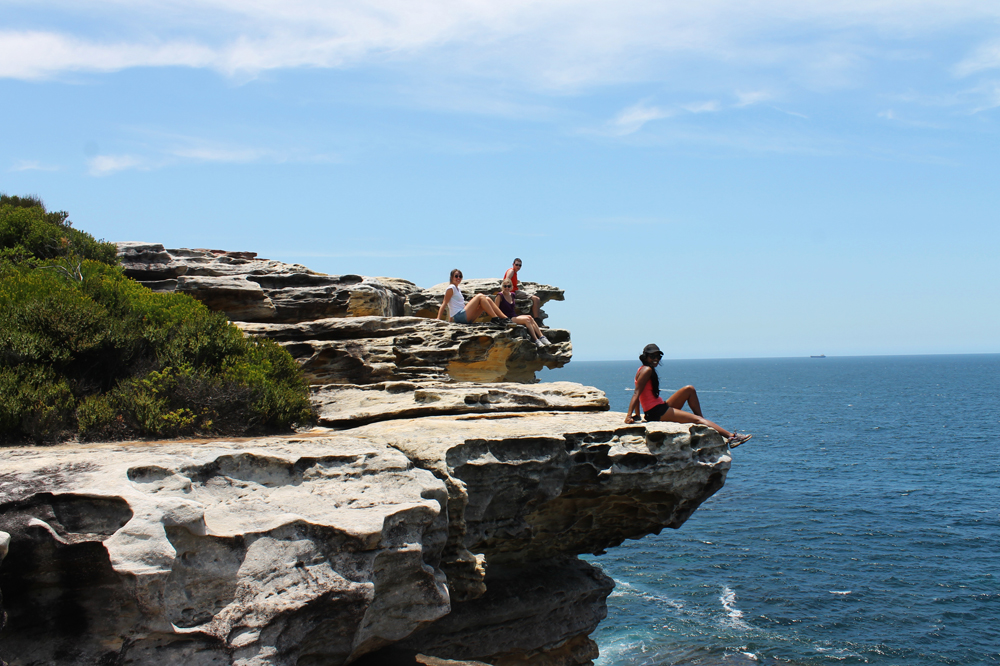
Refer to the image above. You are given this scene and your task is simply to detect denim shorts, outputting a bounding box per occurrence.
[452,310,469,324]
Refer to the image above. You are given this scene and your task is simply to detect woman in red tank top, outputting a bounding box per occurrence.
[624,343,753,448]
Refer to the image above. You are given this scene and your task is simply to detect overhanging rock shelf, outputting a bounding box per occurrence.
[0,244,733,666]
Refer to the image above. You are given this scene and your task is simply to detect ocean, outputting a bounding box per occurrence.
[538,355,1000,666]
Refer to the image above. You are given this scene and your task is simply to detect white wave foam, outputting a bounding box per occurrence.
[829,590,852,595]
[719,586,751,630]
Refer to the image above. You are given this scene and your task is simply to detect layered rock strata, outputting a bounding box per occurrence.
[310,381,608,428]
[117,244,571,384]
[0,417,730,666]
[117,245,563,325]
[237,317,572,385]
[0,244,732,665]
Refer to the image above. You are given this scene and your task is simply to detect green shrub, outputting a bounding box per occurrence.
[0,194,118,266]
[1,255,312,444]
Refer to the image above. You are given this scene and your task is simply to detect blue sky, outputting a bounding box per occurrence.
[3,0,999,360]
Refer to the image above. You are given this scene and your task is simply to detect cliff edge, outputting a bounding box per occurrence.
[0,246,732,666]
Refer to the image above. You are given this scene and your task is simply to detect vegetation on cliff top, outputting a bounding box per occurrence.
[0,194,313,443]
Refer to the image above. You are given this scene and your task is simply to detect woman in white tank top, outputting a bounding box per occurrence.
[436,268,510,324]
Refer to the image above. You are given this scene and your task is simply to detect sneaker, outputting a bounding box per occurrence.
[491,317,511,325]
[535,338,545,347]
[726,432,753,448]
[538,336,552,346]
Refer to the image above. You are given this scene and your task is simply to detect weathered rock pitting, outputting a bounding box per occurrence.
[0,244,733,666]
[311,380,608,428]
[0,417,730,666]
[237,317,572,385]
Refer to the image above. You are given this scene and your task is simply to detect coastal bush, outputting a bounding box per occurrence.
[0,194,118,265]
[0,197,313,444]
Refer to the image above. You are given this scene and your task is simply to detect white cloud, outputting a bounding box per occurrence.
[681,101,720,113]
[168,146,266,162]
[2,0,999,90]
[9,160,61,172]
[609,102,673,135]
[87,154,144,176]
[735,90,772,107]
[955,41,1000,77]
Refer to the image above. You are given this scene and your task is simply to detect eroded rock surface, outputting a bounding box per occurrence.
[117,245,563,325]
[311,381,608,428]
[237,317,572,385]
[117,243,409,322]
[0,437,449,666]
[0,417,729,666]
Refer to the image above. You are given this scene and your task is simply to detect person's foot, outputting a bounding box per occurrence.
[535,338,545,347]
[538,336,552,346]
[491,317,511,325]
[726,432,753,448]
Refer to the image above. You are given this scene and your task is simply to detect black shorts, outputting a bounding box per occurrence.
[645,403,669,422]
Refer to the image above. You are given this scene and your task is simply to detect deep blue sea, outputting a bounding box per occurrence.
[539,355,1000,666]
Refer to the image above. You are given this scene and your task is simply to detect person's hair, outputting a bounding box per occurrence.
[501,278,512,288]
[450,268,462,280]
[513,258,522,265]
[639,353,660,398]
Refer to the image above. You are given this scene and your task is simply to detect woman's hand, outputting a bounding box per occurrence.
[624,415,635,424]
[437,286,452,321]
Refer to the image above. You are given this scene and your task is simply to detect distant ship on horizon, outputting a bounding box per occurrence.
[810,354,827,358]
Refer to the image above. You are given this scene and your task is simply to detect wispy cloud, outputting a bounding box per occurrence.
[87,154,145,176]
[9,160,61,172]
[955,40,1000,77]
[681,101,720,113]
[2,0,999,91]
[735,90,772,107]
[609,102,673,135]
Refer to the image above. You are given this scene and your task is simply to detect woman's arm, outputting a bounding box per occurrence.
[624,367,651,424]
[437,286,452,321]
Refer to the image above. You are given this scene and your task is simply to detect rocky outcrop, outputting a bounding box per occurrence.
[311,381,608,428]
[118,245,571,385]
[0,244,731,665]
[117,245,563,325]
[238,317,572,385]
[117,243,409,322]
[0,417,730,666]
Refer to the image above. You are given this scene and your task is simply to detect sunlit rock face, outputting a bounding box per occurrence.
[0,418,729,666]
[0,246,731,665]
[117,244,572,385]
[0,436,450,666]
[237,317,572,385]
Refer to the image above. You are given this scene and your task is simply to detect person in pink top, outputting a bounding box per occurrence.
[624,343,753,448]
[502,258,541,320]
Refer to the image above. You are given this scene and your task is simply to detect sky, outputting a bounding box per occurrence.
[2,0,999,361]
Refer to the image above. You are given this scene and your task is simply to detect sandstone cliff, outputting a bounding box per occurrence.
[0,416,729,666]
[0,246,733,666]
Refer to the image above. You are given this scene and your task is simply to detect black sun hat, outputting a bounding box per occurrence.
[642,343,663,357]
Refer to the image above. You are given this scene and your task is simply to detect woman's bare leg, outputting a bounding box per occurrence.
[658,406,731,439]
[464,294,505,321]
[665,385,702,416]
[512,315,540,339]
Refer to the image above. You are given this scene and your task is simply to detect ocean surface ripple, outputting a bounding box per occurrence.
[540,354,1000,666]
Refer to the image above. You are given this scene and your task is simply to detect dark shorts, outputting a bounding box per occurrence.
[645,402,669,422]
[452,310,469,324]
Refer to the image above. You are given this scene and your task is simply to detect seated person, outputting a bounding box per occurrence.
[437,268,509,324]
[496,278,551,346]
[502,258,541,320]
